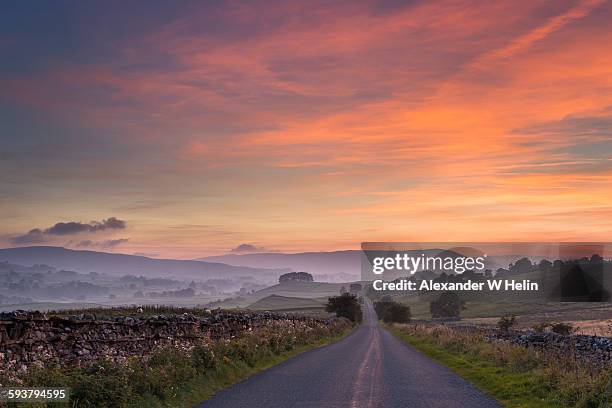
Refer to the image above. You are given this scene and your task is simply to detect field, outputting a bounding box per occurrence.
[247,294,328,312]
[206,281,346,309]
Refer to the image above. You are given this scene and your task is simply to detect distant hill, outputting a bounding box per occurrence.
[247,294,326,311]
[199,248,539,282]
[198,250,361,281]
[199,249,481,281]
[0,246,285,280]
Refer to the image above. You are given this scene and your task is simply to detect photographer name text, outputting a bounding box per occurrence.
[372,279,539,292]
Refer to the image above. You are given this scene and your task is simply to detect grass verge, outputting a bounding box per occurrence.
[388,324,612,408]
[158,327,355,407]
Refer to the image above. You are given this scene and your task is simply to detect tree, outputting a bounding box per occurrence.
[538,259,552,272]
[278,271,313,283]
[326,293,362,322]
[509,257,533,275]
[430,291,465,318]
[374,299,411,323]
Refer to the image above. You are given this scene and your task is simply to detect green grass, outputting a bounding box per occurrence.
[388,325,612,408]
[246,294,327,311]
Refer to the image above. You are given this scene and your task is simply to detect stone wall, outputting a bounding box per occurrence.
[444,323,612,365]
[488,330,612,364]
[0,310,336,376]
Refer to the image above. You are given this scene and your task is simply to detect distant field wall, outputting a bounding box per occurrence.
[0,312,334,375]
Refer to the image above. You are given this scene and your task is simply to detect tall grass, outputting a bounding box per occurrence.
[391,323,612,407]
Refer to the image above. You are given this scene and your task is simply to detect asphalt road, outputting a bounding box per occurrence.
[197,302,501,408]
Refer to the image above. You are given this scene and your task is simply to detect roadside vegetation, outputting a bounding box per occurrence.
[374,297,411,323]
[389,323,612,408]
[430,291,465,318]
[1,315,353,407]
[325,293,362,322]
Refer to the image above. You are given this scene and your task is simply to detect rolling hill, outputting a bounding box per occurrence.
[0,246,286,280]
[198,250,361,281]
[246,295,327,311]
[199,248,516,281]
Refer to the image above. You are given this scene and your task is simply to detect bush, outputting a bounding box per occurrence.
[145,348,198,399]
[326,293,362,322]
[497,315,516,333]
[550,322,575,335]
[192,345,217,372]
[224,337,260,366]
[70,361,133,408]
[430,291,465,318]
[533,322,549,333]
[374,300,411,323]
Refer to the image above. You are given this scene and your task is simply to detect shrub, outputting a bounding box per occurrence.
[497,315,516,333]
[374,300,411,323]
[145,348,198,399]
[192,345,217,373]
[550,322,575,335]
[430,291,465,318]
[533,322,549,333]
[326,293,362,322]
[70,360,133,408]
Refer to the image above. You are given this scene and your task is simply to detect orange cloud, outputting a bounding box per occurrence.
[2,0,611,257]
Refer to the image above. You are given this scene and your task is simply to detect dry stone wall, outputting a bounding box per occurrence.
[0,310,337,376]
[448,323,612,365]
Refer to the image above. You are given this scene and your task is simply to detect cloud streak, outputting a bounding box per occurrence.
[468,0,605,70]
[10,218,126,244]
[230,243,267,253]
[77,238,129,250]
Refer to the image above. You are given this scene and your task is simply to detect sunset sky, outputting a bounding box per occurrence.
[1,0,611,258]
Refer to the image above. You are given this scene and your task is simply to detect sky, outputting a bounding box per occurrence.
[1,0,611,259]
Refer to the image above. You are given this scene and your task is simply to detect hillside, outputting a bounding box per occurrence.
[254,281,346,298]
[0,246,285,280]
[198,248,521,282]
[206,280,348,309]
[247,295,327,311]
[198,250,361,281]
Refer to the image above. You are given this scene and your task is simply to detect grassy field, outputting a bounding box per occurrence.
[0,302,104,313]
[206,281,345,309]
[247,294,328,311]
[388,324,612,408]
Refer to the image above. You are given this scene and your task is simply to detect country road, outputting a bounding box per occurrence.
[197,301,501,408]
